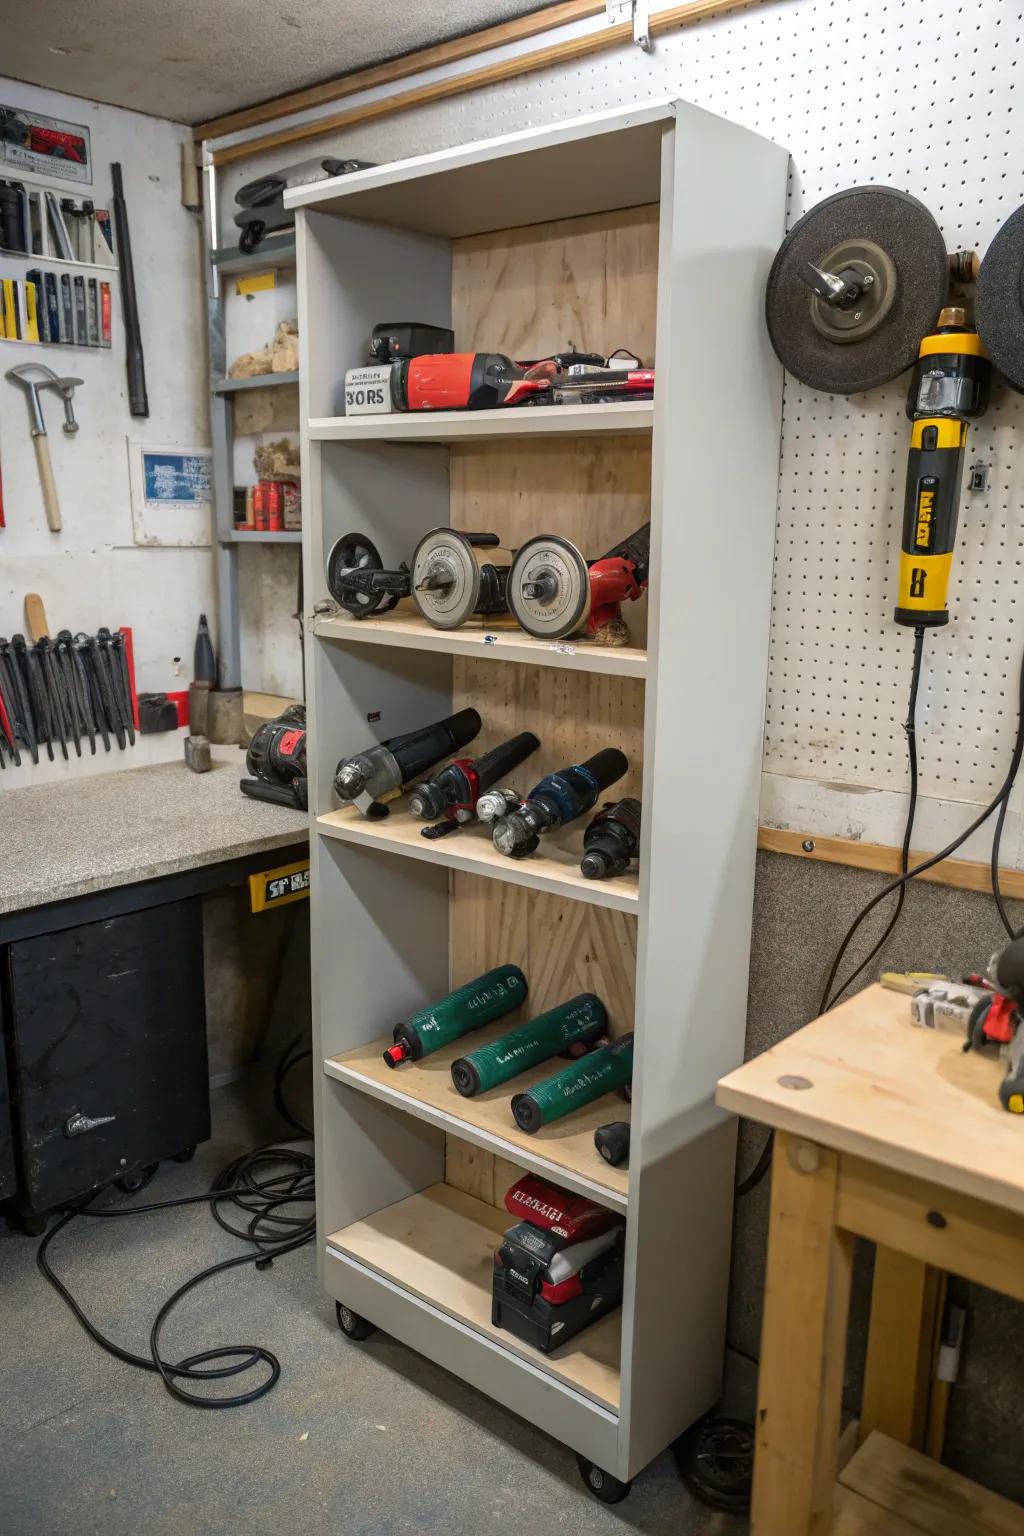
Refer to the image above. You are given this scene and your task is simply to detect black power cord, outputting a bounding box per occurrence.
[37,1042,315,1409]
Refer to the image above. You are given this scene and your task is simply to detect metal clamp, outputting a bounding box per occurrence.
[606,0,651,51]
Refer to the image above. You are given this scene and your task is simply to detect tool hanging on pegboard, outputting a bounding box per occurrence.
[0,625,136,766]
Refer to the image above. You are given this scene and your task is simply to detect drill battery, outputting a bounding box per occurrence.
[491,1175,625,1353]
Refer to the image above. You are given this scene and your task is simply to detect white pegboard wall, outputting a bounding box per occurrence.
[218,0,1024,837]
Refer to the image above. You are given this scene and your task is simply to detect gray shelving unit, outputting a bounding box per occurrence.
[290,101,787,1490]
[200,187,299,689]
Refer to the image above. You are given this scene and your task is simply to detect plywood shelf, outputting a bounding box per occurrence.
[309,399,653,444]
[325,1016,630,1211]
[325,1182,621,1411]
[316,803,640,914]
[312,608,647,679]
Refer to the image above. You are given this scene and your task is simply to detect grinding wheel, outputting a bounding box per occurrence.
[765,186,950,394]
[508,535,590,640]
[326,531,393,618]
[412,528,481,629]
[977,202,1024,393]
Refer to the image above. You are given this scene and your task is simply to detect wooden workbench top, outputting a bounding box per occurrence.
[717,984,1024,1216]
[0,755,308,915]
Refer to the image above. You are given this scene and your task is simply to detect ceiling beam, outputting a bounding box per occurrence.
[193,1,605,141]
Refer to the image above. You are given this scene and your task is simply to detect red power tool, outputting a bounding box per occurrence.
[394,353,550,411]
[507,521,650,644]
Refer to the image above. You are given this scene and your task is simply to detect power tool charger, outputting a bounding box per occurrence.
[492,1175,625,1354]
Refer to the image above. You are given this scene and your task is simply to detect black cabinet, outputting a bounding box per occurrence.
[4,897,210,1213]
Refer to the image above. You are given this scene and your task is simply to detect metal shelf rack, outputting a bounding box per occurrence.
[291,100,787,1487]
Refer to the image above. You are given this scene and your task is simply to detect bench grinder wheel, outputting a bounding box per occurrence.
[977,201,1024,393]
[411,528,483,629]
[326,531,396,618]
[765,186,950,394]
[507,534,591,640]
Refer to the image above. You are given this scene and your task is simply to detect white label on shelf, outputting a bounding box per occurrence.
[344,365,393,414]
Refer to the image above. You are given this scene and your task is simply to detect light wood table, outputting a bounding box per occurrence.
[717,984,1024,1535]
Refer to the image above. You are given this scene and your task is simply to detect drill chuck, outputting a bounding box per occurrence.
[384,964,527,1067]
[512,1033,634,1134]
[408,732,540,826]
[580,797,642,880]
[451,993,607,1097]
[492,748,628,859]
[476,787,523,824]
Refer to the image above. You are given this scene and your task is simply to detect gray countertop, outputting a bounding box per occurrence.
[0,757,309,915]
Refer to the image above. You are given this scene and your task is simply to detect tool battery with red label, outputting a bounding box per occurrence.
[240,705,308,810]
[492,1175,625,1353]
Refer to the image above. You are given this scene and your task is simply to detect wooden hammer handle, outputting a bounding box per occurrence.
[32,433,62,533]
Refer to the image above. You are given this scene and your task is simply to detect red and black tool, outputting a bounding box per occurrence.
[393,352,550,411]
[407,731,541,838]
[508,522,650,644]
[241,705,308,810]
[580,797,641,880]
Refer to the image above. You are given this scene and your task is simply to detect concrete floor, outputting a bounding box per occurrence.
[0,1075,743,1536]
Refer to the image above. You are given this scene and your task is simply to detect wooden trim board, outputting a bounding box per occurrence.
[210,0,778,165]
[325,1182,621,1410]
[838,1432,1024,1536]
[757,825,1024,902]
[324,1017,630,1210]
[313,609,647,679]
[194,2,606,140]
[317,805,640,913]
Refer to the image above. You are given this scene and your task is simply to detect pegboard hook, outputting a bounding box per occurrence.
[606,0,652,52]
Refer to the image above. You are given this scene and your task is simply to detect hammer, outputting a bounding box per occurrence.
[5,364,83,533]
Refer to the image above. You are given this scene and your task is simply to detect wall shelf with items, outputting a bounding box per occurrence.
[294,100,786,1489]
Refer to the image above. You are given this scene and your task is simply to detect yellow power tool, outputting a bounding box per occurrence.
[895,307,991,628]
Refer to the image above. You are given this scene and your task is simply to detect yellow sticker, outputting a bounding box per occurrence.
[1008,1093,1024,1115]
[249,859,310,912]
[236,271,277,296]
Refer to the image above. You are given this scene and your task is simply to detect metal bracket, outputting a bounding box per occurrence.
[606,0,652,51]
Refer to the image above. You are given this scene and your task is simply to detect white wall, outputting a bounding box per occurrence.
[0,76,211,784]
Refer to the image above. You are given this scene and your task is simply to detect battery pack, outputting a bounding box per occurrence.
[492,1225,625,1353]
[491,1174,625,1353]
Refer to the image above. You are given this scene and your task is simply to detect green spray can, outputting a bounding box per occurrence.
[450,993,607,1098]
[511,1032,633,1133]
[383,964,527,1068]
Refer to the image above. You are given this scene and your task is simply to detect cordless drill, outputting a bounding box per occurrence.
[407,731,540,838]
[895,308,991,628]
[488,748,629,859]
[333,707,480,818]
[580,797,641,880]
[395,353,550,411]
[241,705,308,809]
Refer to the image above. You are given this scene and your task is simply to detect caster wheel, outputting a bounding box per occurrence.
[172,1146,196,1163]
[576,1454,631,1504]
[115,1163,158,1194]
[335,1301,375,1340]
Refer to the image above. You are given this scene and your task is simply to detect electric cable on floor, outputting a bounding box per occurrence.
[737,626,1024,1197]
[37,1040,315,1409]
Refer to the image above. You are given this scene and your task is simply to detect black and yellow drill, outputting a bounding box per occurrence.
[895,306,991,628]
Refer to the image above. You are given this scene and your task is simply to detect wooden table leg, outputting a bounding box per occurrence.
[861,1247,945,1451]
[751,1132,854,1536]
